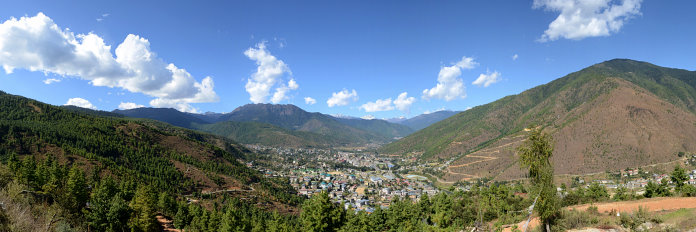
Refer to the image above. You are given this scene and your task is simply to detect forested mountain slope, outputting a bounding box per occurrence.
[0,90,299,201]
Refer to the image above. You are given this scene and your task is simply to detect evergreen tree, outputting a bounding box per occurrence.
[63,165,88,214]
[339,211,369,232]
[220,204,246,232]
[671,165,689,193]
[368,206,386,232]
[173,204,191,229]
[86,177,118,231]
[517,127,559,232]
[130,185,158,232]
[613,186,630,201]
[587,182,609,202]
[157,191,177,216]
[644,181,658,198]
[19,155,37,188]
[300,191,345,232]
[106,194,132,232]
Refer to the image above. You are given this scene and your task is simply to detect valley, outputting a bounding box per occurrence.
[4,59,696,231]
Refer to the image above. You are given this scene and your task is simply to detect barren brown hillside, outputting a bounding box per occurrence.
[443,78,696,182]
[384,60,696,183]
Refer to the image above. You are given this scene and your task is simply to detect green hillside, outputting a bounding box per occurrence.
[0,90,301,197]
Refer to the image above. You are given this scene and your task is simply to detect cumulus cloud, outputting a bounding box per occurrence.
[118,102,144,110]
[0,13,218,113]
[43,78,61,84]
[327,89,358,107]
[65,97,96,110]
[360,92,416,113]
[393,92,415,112]
[534,0,642,42]
[422,56,477,101]
[304,97,317,105]
[270,79,299,103]
[360,98,394,112]
[244,42,297,104]
[472,71,502,87]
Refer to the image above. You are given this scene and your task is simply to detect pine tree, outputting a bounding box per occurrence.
[157,192,177,216]
[106,194,132,232]
[86,177,118,231]
[220,205,246,232]
[173,204,190,229]
[671,165,689,193]
[63,165,88,214]
[517,127,559,232]
[300,191,345,232]
[130,185,158,232]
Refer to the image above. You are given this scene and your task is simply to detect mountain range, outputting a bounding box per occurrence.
[113,103,454,147]
[15,58,694,184]
[381,59,696,182]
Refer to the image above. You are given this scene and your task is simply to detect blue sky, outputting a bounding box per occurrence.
[0,0,694,119]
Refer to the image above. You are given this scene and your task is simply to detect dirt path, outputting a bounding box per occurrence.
[570,197,696,213]
[442,139,521,182]
[157,215,180,232]
[448,155,498,168]
[503,197,696,232]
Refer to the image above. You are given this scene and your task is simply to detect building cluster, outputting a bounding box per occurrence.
[590,168,696,190]
[287,169,439,213]
[245,144,438,212]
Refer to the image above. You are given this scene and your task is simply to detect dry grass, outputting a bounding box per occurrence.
[0,181,73,232]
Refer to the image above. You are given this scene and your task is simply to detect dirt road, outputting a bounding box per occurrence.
[503,197,696,232]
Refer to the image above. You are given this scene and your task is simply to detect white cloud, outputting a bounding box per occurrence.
[534,0,642,42]
[472,71,502,87]
[360,98,394,112]
[149,98,200,113]
[65,97,96,110]
[244,42,297,104]
[360,92,416,113]
[304,97,317,105]
[393,92,415,112]
[361,115,376,120]
[512,54,519,60]
[422,56,477,101]
[118,102,144,110]
[270,79,299,103]
[327,89,358,107]
[96,13,109,22]
[43,78,61,84]
[0,13,218,111]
